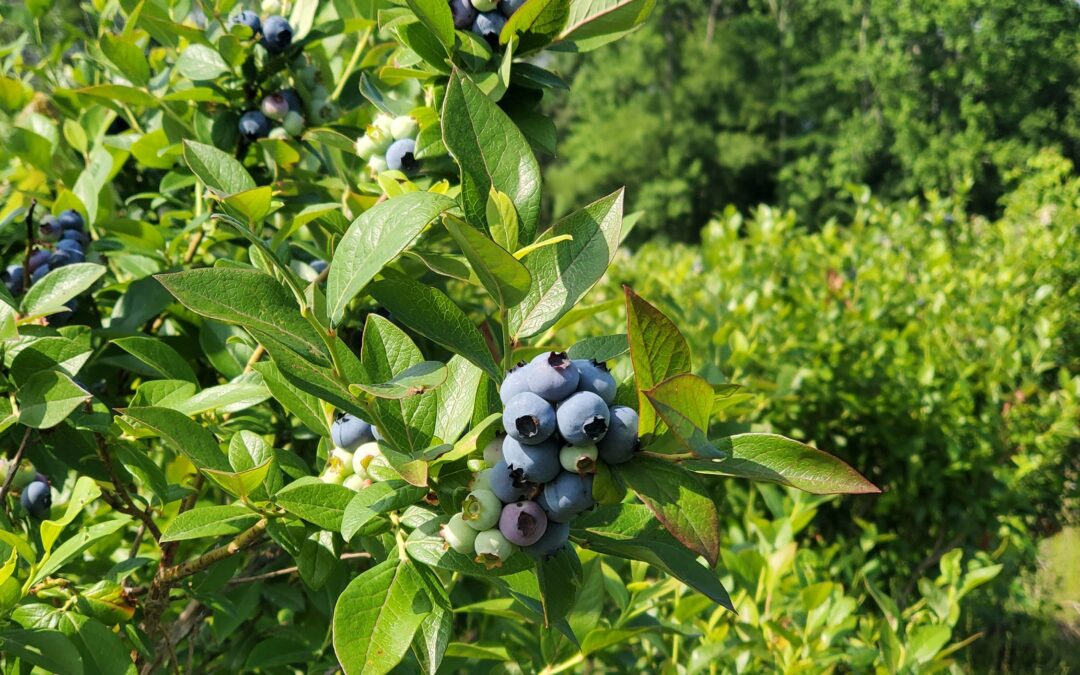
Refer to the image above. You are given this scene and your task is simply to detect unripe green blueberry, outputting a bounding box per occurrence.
[355,135,377,160]
[268,127,290,141]
[559,443,598,475]
[461,489,501,531]
[471,468,494,492]
[466,458,489,473]
[11,465,38,490]
[367,126,393,153]
[471,0,499,11]
[390,115,419,141]
[367,155,388,175]
[320,469,345,485]
[276,607,294,624]
[344,474,371,491]
[372,113,394,137]
[327,447,355,478]
[473,529,516,569]
[352,441,382,478]
[440,513,478,554]
[282,110,304,136]
[483,435,504,464]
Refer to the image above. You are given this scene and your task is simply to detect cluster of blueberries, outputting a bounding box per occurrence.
[442,351,640,568]
[239,90,306,142]
[355,113,420,176]
[321,414,391,491]
[0,458,51,519]
[449,0,526,47]
[2,209,88,322]
[228,10,293,54]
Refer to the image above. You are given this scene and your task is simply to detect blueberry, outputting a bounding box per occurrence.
[331,413,374,451]
[385,139,417,172]
[343,474,371,491]
[542,472,594,522]
[228,10,262,35]
[390,115,419,141]
[372,426,384,443]
[471,11,506,46]
[38,215,62,241]
[556,391,610,445]
[487,460,531,502]
[573,359,617,404]
[61,229,87,244]
[503,435,560,484]
[559,443,598,475]
[282,110,304,136]
[239,111,271,141]
[351,441,382,478]
[462,489,502,531]
[2,264,24,295]
[367,154,388,175]
[450,0,478,28]
[56,238,83,254]
[320,469,345,485]
[21,480,51,519]
[503,392,556,445]
[261,16,293,53]
[499,360,532,404]
[355,135,377,160]
[483,434,504,464]
[280,89,303,114]
[524,519,570,558]
[48,250,75,269]
[473,528,515,569]
[57,209,85,231]
[499,0,526,16]
[30,263,50,284]
[326,447,355,479]
[261,93,290,120]
[528,352,580,402]
[499,500,548,546]
[597,405,639,464]
[440,513,478,554]
[311,259,328,274]
[27,249,50,272]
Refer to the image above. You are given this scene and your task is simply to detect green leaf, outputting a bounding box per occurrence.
[20,263,106,318]
[182,140,255,195]
[908,624,952,664]
[500,0,571,53]
[40,476,99,555]
[9,337,92,384]
[156,268,326,363]
[160,505,260,542]
[327,191,455,325]
[113,336,198,382]
[333,558,433,675]
[341,481,428,540]
[0,629,84,675]
[176,44,231,80]
[535,546,582,626]
[617,456,721,565]
[222,185,273,223]
[566,334,628,362]
[252,361,329,435]
[434,356,484,444]
[405,0,455,50]
[203,460,273,499]
[682,433,881,495]
[369,277,501,382]
[17,371,90,429]
[444,215,531,308]
[558,0,656,49]
[250,330,366,421]
[441,71,541,242]
[350,361,448,399]
[101,33,150,86]
[32,518,130,584]
[572,504,733,610]
[121,406,231,472]
[58,614,136,675]
[487,188,519,252]
[509,189,624,339]
[275,478,356,530]
[76,84,156,106]
[624,286,691,436]
[172,377,271,416]
[643,373,723,458]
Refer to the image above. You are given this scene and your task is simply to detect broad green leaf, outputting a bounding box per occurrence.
[172,377,271,416]
[434,356,483,444]
[250,330,366,421]
[566,334,628,362]
[558,0,656,49]
[40,476,99,554]
[643,373,723,458]
[298,529,337,590]
[682,433,881,495]
[441,71,541,242]
[58,614,135,675]
[510,190,624,339]
[341,481,428,540]
[618,456,721,565]
[625,286,690,436]
[275,478,356,530]
[412,601,452,675]
[203,460,273,499]
[406,0,454,50]
[121,406,231,472]
[101,33,150,86]
[333,558,433,675]
[369,277,501,382]
[908,624,952,664]
[222,185,273,223]
[444,215,531,308]
[160,505,260,542]
[535,546,582,626]
[32,518,131,584]
[350,361,448,399]
[182,140,255,195]
[156,268,326,363]
[327,191,455,324]
[176,44,231,80]
[21,263,106,318]
[76,84,156,106]
[487,188,519,252]
[113,336,197,382]
[0,629,84,675]
[500,0,571,53]
[17,371,90,429]
[9,337,92,383]
[252,361,329,435]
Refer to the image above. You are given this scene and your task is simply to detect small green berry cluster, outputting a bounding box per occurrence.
[355,113,420,177]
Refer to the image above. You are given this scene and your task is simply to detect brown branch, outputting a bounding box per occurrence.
[22,200,36,294]
[0,428,33,512]
[159,518,269,584]
[95,436,162,541]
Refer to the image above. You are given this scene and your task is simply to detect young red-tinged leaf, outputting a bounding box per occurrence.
[682,433,881,495]
[643,373,725,459]
[617,455,720,565]
[625,287,691,436]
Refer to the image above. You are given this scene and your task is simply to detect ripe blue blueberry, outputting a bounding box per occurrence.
[499,360,532,404]
[38,215,62,241]
[30,263,50,284]
[56,238,83,254]
[2,265,24,295]
[311,259,328,274]
[503,392,556,445]
[499,500,548,546]
[461,489,502,531]
[261,93,290,120]
[385,139,417,172]
[450,0,478,29]
[280,89,303,114]
[228,10,261,35]
[48,300,78,327]
[239,111,271,140]
[524,519,570,558]
[21,480,51,519]
[331,413,374,451]
[471,11,506,46]
[503,435,560,484]
[542,472,594,522]
[573,359,617,404]
[487,460,531,502]
[57,209,85,231]
[528,352,580,401]
[261,16,293,53]
[473,528,515,569]
[27,249,50,272]
[499,0,526,17]
[597,405,639,464]
[48,250,75,269]
[61,229,87,244]
[556,391,610,445]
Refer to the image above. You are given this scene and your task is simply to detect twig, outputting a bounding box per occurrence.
[159,518,269,584]
[22,200,36,294]
[242,344,266,373]
[96,436,162,541]
[227,552,371,584]
[0,428,33,512]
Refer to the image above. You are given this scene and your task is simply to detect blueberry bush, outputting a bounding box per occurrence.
[0,1,890,672]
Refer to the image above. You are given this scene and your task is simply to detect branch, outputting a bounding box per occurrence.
[22,200,36,294]
[95,436,162,541]
[0,428,33,512]
[227,552,371,584]
[159,518,269,584]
